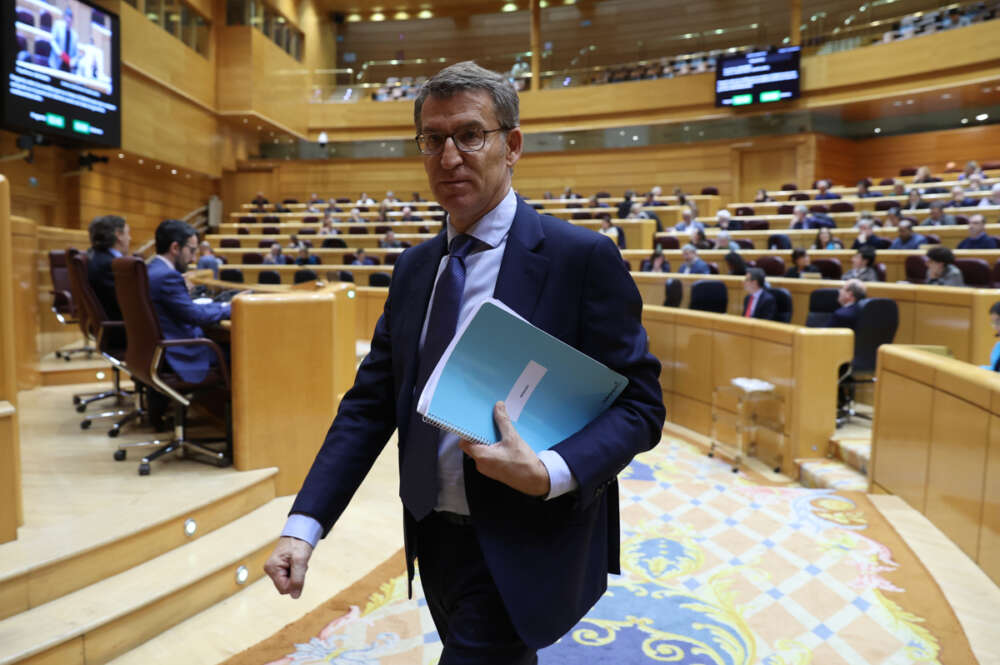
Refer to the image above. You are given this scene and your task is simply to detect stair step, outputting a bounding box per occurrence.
[830,438,871,475]
[0,468,277,622]
[796,458,869,492]
[0,496,292,665]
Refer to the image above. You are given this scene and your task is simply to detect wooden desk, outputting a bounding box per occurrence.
[694,205,998,230]
[0,177,23,543]
[643,306,853,474]
[682,223,1000,251]
[223,283,357,495]
[631,272,1000,364]
[871,344,1000,585]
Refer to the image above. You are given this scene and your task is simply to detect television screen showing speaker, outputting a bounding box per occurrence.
[715,47,801,108]
[2,0,121,147]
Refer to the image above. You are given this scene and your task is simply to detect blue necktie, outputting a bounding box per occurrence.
[400,234,476,520]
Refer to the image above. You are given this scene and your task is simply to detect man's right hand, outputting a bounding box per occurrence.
[263,536,314,599]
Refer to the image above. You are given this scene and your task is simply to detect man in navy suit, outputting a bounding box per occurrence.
[827,279,866,330]
[741,268,776,320]
[147,220,230,384]
[86,215,131,347]
[264,62,665,664]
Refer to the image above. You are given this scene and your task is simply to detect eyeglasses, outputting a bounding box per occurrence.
[415,126,508,156]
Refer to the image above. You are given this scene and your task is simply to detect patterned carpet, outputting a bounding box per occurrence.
[226,436,976,665]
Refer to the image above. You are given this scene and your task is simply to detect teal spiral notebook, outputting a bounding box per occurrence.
[416,298,628,452]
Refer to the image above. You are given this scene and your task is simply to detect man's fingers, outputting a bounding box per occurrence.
[264,538,313,599]
[287,556,308,599]
[493,401,518,441]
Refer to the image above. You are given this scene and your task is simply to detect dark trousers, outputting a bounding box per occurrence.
[416,512,537,665]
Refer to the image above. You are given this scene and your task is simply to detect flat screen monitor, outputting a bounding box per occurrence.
[715,47,801,108]
[1,0,121,147]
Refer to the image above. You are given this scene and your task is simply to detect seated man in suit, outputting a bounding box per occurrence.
[295,247,321,266]
[379,229,403,248]
[919,201,956,226]
[742,268,776,320]
[350,248,376,265]
[957,214,998,249]
[790,205,831,230]
[715,209,741,231]
[855,180,881,198]
[826,279,866,330]
[814,179,841,200]
[86,214,130,330]
[851,218,882,251]
[888,220,927,249]
[148,220,230,384]
[679,244,711,274]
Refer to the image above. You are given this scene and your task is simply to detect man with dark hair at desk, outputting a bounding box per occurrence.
[855,180,881,198]
[349,248,376,265]
[925,246,966,286]
[742,268,776,320]
[379,229,403,248]
[919,201,956,226]
[785,248,819,278]
[263,60,664,664]
[827,279,867,330]
[957,214,998,249]
[843,246,878,282]
[251,192,268,207]
[295,247,320,266]
[87,214,131,347]
[888,220,927,250]
[148,220,230,384]
[196,241,223,278]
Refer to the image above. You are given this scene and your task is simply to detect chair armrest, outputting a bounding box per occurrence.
[157,338,231,389]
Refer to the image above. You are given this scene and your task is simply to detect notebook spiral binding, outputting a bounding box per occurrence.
[422,413,493,446]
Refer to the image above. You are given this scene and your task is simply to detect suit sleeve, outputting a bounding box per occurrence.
[551,236,665,510]
[158,270,228,327]
[288,274,399,535]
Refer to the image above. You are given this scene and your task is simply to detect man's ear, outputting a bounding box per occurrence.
[505,127,523,167]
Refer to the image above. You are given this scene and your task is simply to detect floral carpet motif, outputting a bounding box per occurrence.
[257,437,972,665]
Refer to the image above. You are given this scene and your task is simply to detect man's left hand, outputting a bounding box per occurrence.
[459,402,550,498]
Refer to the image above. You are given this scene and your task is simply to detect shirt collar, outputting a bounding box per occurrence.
[154,254,176,272]
[445,187,516,250]
[109,248,122,258]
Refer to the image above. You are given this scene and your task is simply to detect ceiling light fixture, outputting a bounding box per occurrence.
[976,113,989,121]
[501,2,518,11]
[346,13,360,21]
[370,12,385,21]
[393,11,409,19]
[417,10,432,18]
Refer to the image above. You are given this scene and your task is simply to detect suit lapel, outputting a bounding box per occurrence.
[494,197,549,322]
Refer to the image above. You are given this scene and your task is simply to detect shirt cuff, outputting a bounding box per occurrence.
[281,514,323,548]
[537,449,578,500]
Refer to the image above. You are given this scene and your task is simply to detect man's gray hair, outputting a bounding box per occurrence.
[682,243,698,254]
[844,278,867,302]
[794,204,808,215]
[414,61,519,131]
[717,209,731,220]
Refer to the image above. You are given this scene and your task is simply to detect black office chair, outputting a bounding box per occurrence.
[219,268,245,283]
[368,272,392,287]
[257,270,281,284]
[805,288,840,327]
[294,269,318,284]
[766,287,793,323]
[837,298,899,426]
[663,278,682,307]
[322,237,347,248]
[688,280,727,313]
[336,270,354,283]
[48,249,94,360]
[768,234,792,250]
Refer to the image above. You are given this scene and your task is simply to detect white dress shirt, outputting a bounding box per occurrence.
[282,188,578,547]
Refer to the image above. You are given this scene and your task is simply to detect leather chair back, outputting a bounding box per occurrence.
[805,287,840,328]
[67,252,116,351]
[48,249,78,317]
[955,258,992,287]
[811,258,843,280]
[755,255,785,277]
[904,255,927,283]
[219,268,244,283]
[689,280,727,313]
[766,287,793,323]
[111,258,163,387]
[853,298,899,372]
[293,269,318,284]
[369,272,392,287]
[663,278,682,307]
[257,270,280,284]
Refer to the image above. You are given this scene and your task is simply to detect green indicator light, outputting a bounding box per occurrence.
[759,90,782,103]
[731,94,753,106]
[46,113,65,128]
[72,120,91,134]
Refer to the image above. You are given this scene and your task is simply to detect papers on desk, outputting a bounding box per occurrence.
[731,377,775,393]
[416,298,628,452]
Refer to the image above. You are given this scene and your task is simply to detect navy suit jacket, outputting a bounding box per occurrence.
[743,290,776,320]
[290,196,665,648]
[828,302,861,330]
[87,248,126,349]
[147,258,228,383]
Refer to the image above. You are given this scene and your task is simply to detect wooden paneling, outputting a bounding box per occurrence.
[856,125,1000,181]
[11,219,40,390]
[78,160,217,248]
[870,370,934,510]
[737,145,800,202]
[813,134,858,188]
[982,415,1000,585]
[0,177,23,544]
[0,131,79,229]
[231,287,356,495]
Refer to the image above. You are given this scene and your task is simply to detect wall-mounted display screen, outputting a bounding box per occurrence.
[1,0,121,147]
[715,46,801,108]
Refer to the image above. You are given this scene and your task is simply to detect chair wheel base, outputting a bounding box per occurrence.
[138,462,150,476]
[113,449,126,461]
[72,396,81,405]
[76,404,86,413]
[80,420,91,430]
[108,427,120,438]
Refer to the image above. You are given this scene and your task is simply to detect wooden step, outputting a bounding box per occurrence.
[795,457,869,492]
[0,496,292,665]
[0,468,277,622]
[829,437,871,476]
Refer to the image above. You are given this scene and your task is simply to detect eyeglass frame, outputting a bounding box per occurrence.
[414,126,513,156]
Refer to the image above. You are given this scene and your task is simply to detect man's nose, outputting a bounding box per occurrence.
[439,136,463,169]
